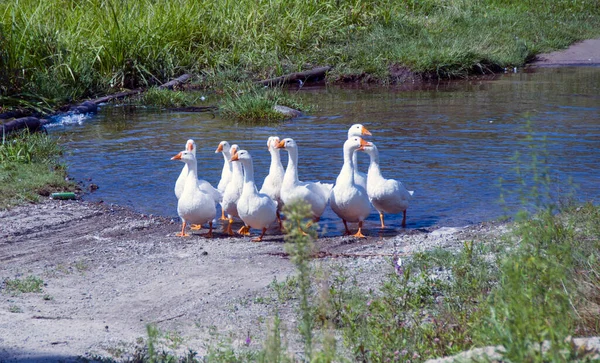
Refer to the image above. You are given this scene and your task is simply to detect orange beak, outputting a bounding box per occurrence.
[186,143,194,151]
[230,153,239,162]
[358,138,372,151]
[215,144,223,153]
[276,140,285,149]
[171,152,182,160]
[362,126,372,136]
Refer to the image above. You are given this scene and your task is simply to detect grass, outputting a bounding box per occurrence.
[219,86,310,123]
[1,0,599,110]
[0,131,74,209]
[3,275,44,294]
[135,87,207,108]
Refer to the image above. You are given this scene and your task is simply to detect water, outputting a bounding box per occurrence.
[50,67,600,236]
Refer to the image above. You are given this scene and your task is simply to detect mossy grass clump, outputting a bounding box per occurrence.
[219,86,308,123]
[0,131,74,209]
[136,87,206,109]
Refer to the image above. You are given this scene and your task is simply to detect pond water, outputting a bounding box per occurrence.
[49,67,600,236]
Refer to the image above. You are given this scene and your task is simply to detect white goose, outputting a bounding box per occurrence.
[330,137,372,238]
[221,144,248,235]
[259,136,285,228]
[363,143,414,228]
[276,138,333,222]
[171,150,217,237]
[175,139,221,204]
[215,141,233,221]
[174,139,195,200]
[232,150,278,242]
[346,124,372,190]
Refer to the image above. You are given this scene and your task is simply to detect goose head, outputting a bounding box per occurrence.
[230,149,251,163]
[346,136,372,153]
[230,144,239,157]
[267,136,281,151]
[215,141,231,154]
[185,139,196,154]
[361,142,379,156]
[275,138,297,150]
[347,124,372,139]
[171,150,196,163]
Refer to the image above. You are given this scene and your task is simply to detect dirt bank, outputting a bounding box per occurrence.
[0,200,507,362]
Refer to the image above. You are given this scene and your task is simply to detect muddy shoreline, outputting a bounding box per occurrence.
[0,200,507,362]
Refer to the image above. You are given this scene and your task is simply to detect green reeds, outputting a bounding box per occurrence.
[2,0,600,109]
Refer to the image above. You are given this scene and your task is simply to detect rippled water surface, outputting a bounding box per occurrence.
[51,67,600,236]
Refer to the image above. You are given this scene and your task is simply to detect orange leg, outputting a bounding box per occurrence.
[237,225,250,236]
[379,213,386,229]
[342,220,351,235]
[219,209,228,221]
[226,217,234,236]
[352,221,366,238]
[204,221,213,238]
[252,227,267,242]
[402,210,407,227]
[190,224,202,230]
[176,221,190,237]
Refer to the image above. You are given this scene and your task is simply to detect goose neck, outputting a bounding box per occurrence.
[284,147,299,183]
[241,159,257,191]
[183,159,199,191]
[367,150,384,181]
[231,159,244,180]
[338,145,355,185]
[352,150,360,171]
[269,148,284,175]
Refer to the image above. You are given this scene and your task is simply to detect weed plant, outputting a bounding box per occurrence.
[282,202,318,361]
[3,275,44,294]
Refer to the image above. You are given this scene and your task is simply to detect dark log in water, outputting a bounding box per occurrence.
[91,89,143,105]
[91,74,191,104]
[0,109,32,120]
[167,106,218,112]
[69,101,98,114]
[157,74,192,90]
[2,74,194,136]
[257,66,331,87]
[1,117,50,138]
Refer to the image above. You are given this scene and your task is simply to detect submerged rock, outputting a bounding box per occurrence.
[69,101,98,115]
[273,105,303,118]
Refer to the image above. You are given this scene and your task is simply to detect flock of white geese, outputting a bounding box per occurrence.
[171,124,414,241]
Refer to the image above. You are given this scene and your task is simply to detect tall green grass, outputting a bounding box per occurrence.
[2,0,600,108]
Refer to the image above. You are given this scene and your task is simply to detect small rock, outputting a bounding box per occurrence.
[273,105,303,118]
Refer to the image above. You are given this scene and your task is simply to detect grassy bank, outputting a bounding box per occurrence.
[2,0,600,110]
[0,131,74,209]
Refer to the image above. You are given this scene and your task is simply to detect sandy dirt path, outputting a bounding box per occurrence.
[531,38,600,66]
